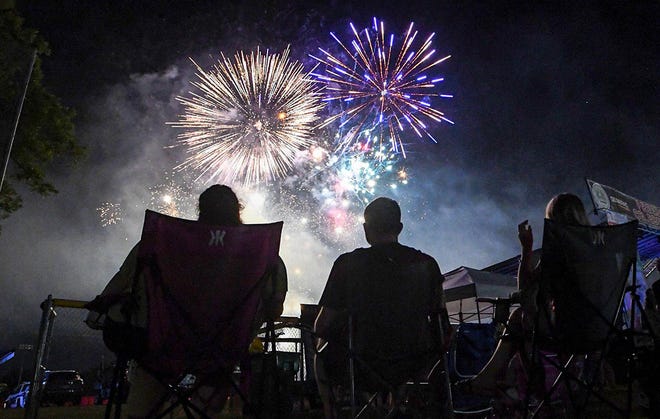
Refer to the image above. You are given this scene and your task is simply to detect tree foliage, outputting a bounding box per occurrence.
[0,8,85,228]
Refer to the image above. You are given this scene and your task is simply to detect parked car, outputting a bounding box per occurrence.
[41,370,84,406]
[3,382,30,409]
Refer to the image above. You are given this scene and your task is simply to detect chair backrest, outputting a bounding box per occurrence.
[136,210,283,380]
[345,248,441,362]
[449,322,497,379]
[540,219,638,352]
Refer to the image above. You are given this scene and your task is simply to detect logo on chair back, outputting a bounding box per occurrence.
[209,230,226,246]
[591,231,606,246]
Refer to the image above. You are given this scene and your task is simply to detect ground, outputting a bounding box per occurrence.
[0,405,325,418]
[0,386,652,419]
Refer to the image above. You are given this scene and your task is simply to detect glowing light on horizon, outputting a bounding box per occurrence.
[310,18,453,156]
[172,47,324,185]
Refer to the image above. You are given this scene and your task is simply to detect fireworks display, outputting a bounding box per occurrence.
[97,202,123,226]
[310,18,453,156]
[293,138,404,199]
[326,141,407,203]
[101,22,454,280]
[171,47,325,185]
[147,175,197,218]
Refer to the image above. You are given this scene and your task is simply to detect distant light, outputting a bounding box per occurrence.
[0,352,15,365]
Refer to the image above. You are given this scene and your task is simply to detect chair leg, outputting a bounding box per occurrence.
[354,391,380,418]
[528,351,629,418]
[105,356,128,419]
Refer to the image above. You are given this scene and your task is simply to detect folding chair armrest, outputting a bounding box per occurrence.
[475,296,517,305]
[84,293,131,313]
[474,297,494,304]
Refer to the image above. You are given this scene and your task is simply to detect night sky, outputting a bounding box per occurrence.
[0,0,658,354]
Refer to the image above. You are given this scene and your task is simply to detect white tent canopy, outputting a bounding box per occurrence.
[443,266,517,323]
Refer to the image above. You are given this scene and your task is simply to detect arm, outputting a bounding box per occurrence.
[261,257,288,321]
[517,220,534,291]
[314,255,348,350]
[313,306,343,351]
[430,259,452,351]
[85,243,139,327]
[100,243,140,297]
[429,306,452,353]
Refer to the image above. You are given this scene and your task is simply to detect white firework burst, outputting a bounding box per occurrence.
[172,47,324,185]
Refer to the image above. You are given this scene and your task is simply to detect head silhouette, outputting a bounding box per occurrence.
[363,197,403,244]
[197,184,243,225]
[545,193,590,226]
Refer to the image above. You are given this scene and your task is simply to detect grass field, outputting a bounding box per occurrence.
[1,406,108,419]
[0,405,325,418]
[0,406,265,418]
[0,385,650,418]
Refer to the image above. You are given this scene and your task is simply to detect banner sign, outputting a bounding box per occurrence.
[586,179,660,232]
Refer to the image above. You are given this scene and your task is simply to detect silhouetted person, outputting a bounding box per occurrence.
[87,184,287,418]
[314,197,452,418]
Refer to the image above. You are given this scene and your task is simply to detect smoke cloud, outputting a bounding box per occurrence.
[0,1,656,376]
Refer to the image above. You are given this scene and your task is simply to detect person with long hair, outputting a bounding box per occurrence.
[457,193,590,400]
[87,184,287,418]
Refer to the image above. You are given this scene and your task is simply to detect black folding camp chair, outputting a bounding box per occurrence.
[315,314,451,419]
[317,263,453,418]
[524,219,638,417]
[102,210,283,419]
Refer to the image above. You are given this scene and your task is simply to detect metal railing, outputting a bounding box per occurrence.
[25,296,91,419]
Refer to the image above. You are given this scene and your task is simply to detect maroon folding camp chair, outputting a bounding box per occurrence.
[105,210,283,419]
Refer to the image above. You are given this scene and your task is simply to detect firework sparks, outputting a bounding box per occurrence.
[279,130,407,248]
[298,127,409,203]
[329,140,407,203]
[172,47,324,185]
[147,175,197,218]
[311,18,453,156]
[97,202,123,226]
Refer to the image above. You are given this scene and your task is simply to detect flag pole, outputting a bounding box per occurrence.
[1,49,37,193]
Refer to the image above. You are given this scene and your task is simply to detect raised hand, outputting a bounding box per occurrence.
[518,220,533,252]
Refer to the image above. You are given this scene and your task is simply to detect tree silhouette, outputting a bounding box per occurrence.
[0,7,85,230]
